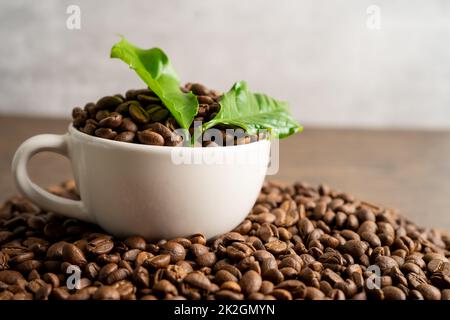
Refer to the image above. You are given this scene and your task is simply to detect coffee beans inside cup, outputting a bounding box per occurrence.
[72,83,265,147]
[1,180,449,300]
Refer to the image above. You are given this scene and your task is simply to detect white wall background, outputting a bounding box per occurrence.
[1,0,450,128]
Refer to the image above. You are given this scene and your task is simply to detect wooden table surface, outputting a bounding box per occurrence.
[1,116,449,230]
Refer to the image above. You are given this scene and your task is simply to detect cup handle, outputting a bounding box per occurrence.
[12,133,95,223]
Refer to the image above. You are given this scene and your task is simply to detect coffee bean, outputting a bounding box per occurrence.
[44,222,65,238]
[137,130,164,146]
[220,281,241,293]
[62,243,87,267]
[99,112,123,128]
[105,268,130,285]
[357,208,376,222]
[51,287,70,300]
[409,289,424,300]
[442,289,450,300]
[86,237,114,255]
[42,273,60,288]
[184,271,211,290]
[16,260,42,273]
[98,263,118,282]
[298,218,315,238]
[2,180,450,300]
[239,270,262,294]
[129,105,150,124]
[423,253,448,264]
[153,279,178,296]
[342,240,368,258]
[215,289,244,300]
[9,251,34,265]
[305,286,325,300]
[137,94,160,104]
[95,128,117,140]
[382,286,406,300]
[190,83,209,96]
[160,241,186,263]
[375,255,398,272]
[215,269,238,284]
[118,118,138,132]
[145,255,171,269]
[123,236,145,250]
[113,131,135,143]
[0,270,24,285]
[150,109,169,123]
[95,110,110,122]
[196,252,217,268]
[417,283,441,300]
[96,96,123,110]
[85,262,100,279]
[428,259,450,273]
[93,286,121,300]
[265,240,287,255]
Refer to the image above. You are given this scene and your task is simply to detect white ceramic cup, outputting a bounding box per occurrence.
[12,125,270,240]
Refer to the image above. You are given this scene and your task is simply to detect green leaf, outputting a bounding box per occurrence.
[110,37,198,129]
[203,81,302,139]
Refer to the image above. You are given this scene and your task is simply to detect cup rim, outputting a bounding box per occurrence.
[68,124,270,152]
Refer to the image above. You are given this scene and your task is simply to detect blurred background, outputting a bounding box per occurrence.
[1,0,450,128]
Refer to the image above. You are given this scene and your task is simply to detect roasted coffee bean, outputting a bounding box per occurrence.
[382,286,406,300]
[215,269,238,284]
[114,131,135,143]
[124,236,146,250]
[72,107,88,127]
[93,286,121,300]
[42,273,60,288]
[98,263,118,282]
[85,262,100,279]
[153,279,178,296]
[137,130,164,146]
[150,109,169,122]
[51,287,70,300]
[62,243,87,267]
[0,270,25,285]
[305,286,325,300]
[341,240,368,258]
[86,237,114,255]
[184,271,211,290]
[95,128,117,140]
[442,289,450,300]
[196,252,217,268]
[417,283,441,300]
[44,222,65,238]
[137,94,160,103]
[265,240,288,255]
[428,259,450,274]
[240,270,262,294]
[129,105,150,124]
[9,252,34,265]
[95,110,110,122]
[96,96,123,110]
[143,122,177,146]
[160,241,186,263]
[190,83,209,96]
[375,255,398,272]
[99,112,123,128]
[105,268,130,285]
[119,117,138,132]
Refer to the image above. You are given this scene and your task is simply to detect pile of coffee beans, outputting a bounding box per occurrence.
[72,83,263,147]
[1,180,449,300]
